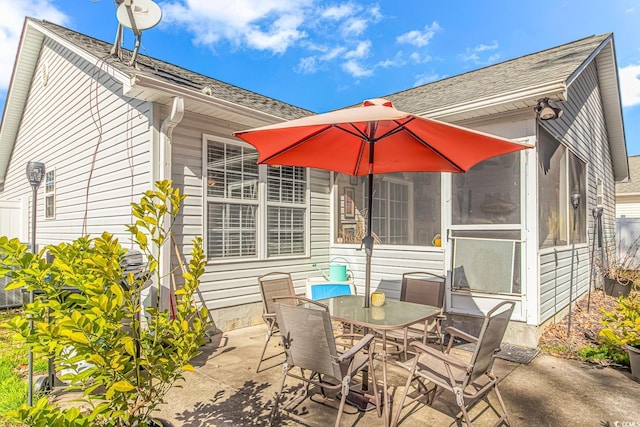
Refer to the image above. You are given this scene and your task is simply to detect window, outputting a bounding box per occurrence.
[451,235,521,294]
[371,179,410,244]
[45,169,55,219]
[334,172,441,246]
[267,166,306,256]
[537,126,586,248]
[596,178,603,207]
[568,153,587,244]
[205,138,307,260]
[452,152,521,225]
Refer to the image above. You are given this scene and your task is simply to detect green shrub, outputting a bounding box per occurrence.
[0,180,211,426]
[599,293,640,349]
[578,344,629,365]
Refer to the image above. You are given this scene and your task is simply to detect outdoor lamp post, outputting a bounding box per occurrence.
[25,161,45,406]
[567,190,581,337]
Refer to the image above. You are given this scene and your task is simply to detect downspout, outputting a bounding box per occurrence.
[158,97,184,312]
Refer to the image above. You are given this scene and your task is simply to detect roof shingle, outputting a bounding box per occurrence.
[383,34,610,114]
[34,19,313,121]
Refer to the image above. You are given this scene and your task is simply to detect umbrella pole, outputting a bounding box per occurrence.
[363,173,375,309]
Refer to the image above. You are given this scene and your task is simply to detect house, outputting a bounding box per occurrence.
[616,155,640,218]
[615,155,639,264]
[0,18,629,347]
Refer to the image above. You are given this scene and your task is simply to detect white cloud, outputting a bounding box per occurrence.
[161,0,311,54]
[345,40,371,59]
[377,55,405,68]
[461,40,500,64]
[296,56,318,74]
[321,46,347,61]
[342,59,373,77]
[0,0,68,89]
[409,52,432,64]
[619,63,640,107]
[475,40,499,52]
[321,4,354,20]
[396,22,440,47]
[461,52,479,63]
[161,0,386,81]
[414,73,442,87]
[342,17,367,36]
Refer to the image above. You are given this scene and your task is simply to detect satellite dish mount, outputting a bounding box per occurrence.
[111,0,162,66]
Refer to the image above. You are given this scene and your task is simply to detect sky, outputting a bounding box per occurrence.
[1,0,639,155]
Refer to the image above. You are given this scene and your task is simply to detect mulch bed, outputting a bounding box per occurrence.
[538,289,620,363]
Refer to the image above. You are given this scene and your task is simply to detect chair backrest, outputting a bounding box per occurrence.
[401,272,446,310]
[467,301,515,385]
[258,272,295,315]
[274,298,342,380]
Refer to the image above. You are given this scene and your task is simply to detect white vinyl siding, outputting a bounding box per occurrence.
[167,110,328,313]
[538,61,615,323]
[0,38,153,244]
[616,195,640,218]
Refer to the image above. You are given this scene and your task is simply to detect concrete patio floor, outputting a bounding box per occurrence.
[155,324,640,426]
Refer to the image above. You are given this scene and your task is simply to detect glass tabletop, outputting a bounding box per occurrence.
[314,295,439,330]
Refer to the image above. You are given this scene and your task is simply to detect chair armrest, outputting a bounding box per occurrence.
[263,313,276,320]
[338,333,375,362]
[445,326,478,344]
[409,341,472,371]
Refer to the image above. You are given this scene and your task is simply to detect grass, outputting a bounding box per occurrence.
[0,309,47,426]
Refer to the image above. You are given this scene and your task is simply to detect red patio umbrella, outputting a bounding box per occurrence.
[234,98,532,307]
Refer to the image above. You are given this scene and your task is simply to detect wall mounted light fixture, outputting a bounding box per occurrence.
[534,97,563,120]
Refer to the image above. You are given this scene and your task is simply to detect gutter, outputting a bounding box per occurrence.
[125,74,296,124]
[419,81,567,120]
[157,96,184,313]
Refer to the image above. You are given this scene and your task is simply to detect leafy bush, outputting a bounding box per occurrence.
[0,180,211,426]
[599,292,640,350]
[578,344,629,365]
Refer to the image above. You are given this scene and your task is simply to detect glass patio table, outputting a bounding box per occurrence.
[314,294,439,426]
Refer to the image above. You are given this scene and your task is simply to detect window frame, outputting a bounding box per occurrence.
[202,134,310,263]
[44,168,55,220]
[369,176,415,245]
[332,172,442,248]
[537,127,588,249]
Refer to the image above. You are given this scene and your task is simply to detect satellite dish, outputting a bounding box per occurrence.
[112,0,162,66]
[116,0,162,32]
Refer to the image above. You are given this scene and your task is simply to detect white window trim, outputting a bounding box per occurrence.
[44,168,55,220]
[202,134,310,263]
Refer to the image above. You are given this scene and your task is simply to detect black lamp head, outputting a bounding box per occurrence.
[570,191,581,210]
[26,161,45,189]
[534,98,563,121]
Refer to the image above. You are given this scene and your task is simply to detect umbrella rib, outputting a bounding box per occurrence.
[260,124,333,163]
[394,119,466,173]
[342,123,369,176]
[337,123,369,139]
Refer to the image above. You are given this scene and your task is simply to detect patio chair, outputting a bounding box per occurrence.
[385,272,446,359]
[393,300,515,427]
[256,272,296,373]
[271,296,379,427]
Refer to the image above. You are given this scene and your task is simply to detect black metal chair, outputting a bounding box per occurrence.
[270,297,379,426]
[256,272,295,373]
[393,301,515,426]
[385,272,446,359]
